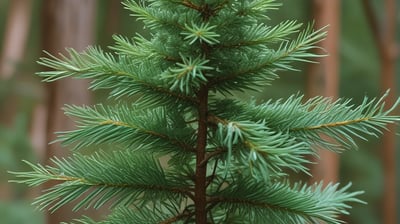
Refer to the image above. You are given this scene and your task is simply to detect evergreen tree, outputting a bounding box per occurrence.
[11,0,400,223]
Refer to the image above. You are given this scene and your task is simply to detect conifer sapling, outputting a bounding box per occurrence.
[11,0,400,223]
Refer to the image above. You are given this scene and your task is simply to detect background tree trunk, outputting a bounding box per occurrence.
[379,2,398,223]
[41,0,97,223]
[307,0,341,183]
[361,0,398,223]
[106,0,121,38]
[0,0,33,128]
[0,0,32,80]
[0,0,33,199]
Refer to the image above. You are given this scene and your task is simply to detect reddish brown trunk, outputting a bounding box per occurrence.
[307,0,341,184]
[362,0,398,223]
[195,85,209,224]
[106,0,122,37]
[379,1,397,223]
[41,0,96,223]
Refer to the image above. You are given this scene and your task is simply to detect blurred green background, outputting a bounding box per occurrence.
[0,0,398,223]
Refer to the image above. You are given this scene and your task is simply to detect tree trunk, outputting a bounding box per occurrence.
[106,0,122,38]
[41,0,97,223]
[0,0,33,200]
[0,0,32,80]
[362,0,398,223]
[307,0,341,184]
[0,0,33,127]
[379,2,397,222]
[379,2,397,223]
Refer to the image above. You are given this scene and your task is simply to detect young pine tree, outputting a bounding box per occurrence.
[11,0,400,223]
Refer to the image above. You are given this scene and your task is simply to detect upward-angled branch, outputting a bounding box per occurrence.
[209,179,365,224]
[208,25,327,93]
[37,48,199,107]
[59,105,196,155]
[11,151,193,211]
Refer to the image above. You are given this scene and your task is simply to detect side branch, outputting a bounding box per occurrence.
[291,117,370,131]
[99,119,196,153]
[207,196,305,217]
[48,174,195,198]
[199,148,227,167]
[206,196,328,222]
[160,210,193,224]
[180,0,201,11]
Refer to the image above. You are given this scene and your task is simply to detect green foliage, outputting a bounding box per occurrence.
[0,201,44,224]
[10,0,400,223]
[12,151,188,212]
[211,91,399,152]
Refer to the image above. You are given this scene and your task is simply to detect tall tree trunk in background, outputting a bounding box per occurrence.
[41,0,96,223]
[362,1,398,223]
[0,0,33,199]
[0,0,32,126]
[0,0,32,80]
[307,0,341,183]
[106,0,121,38]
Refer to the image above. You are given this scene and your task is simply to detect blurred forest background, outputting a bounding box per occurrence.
[0,0,398,224]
